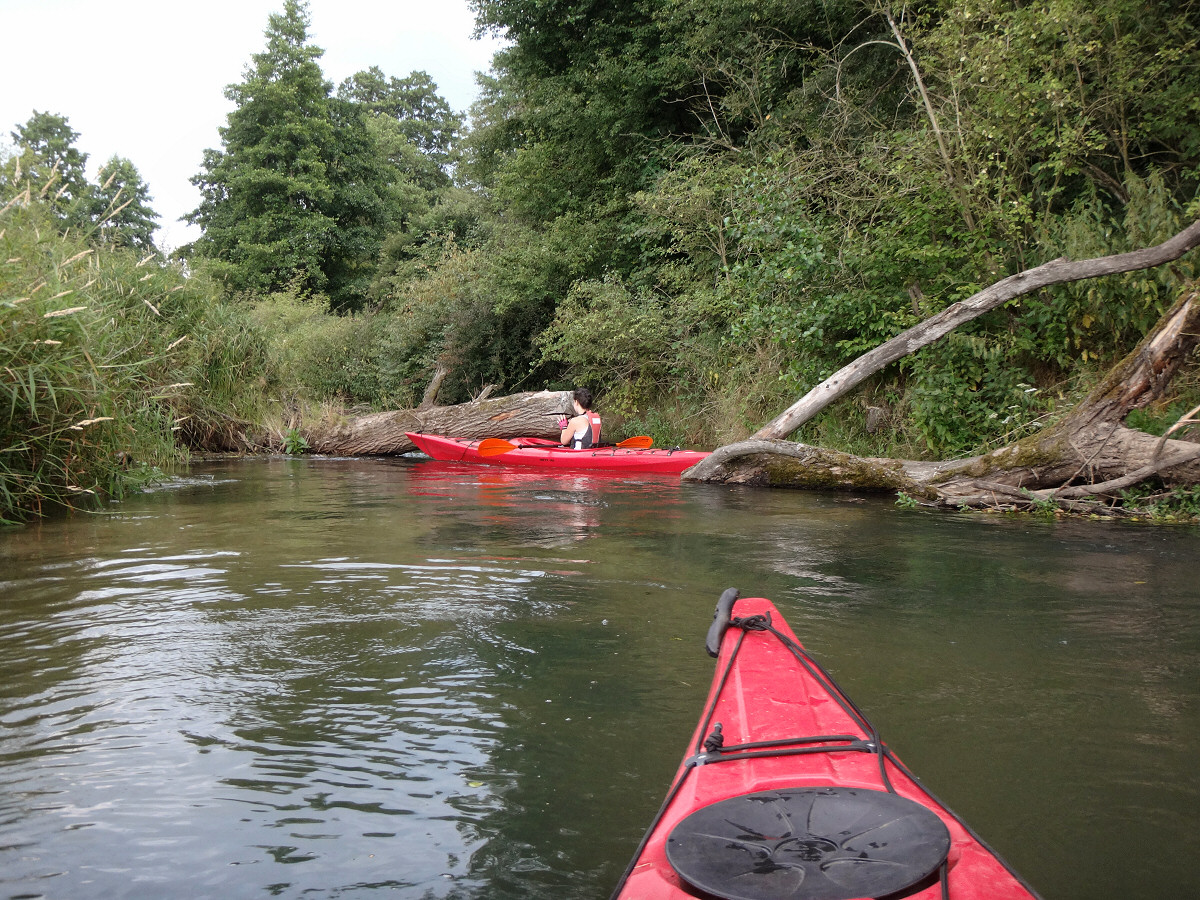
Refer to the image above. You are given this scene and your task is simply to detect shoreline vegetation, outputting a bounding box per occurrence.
[4,0,1200,525]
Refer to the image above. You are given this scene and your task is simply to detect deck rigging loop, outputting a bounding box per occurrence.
[703,723,725,753]
[730,612,772,632]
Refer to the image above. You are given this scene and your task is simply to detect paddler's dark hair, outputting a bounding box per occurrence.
[572,387,593,410]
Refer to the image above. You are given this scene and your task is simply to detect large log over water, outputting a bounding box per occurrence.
[752,220,1200,441]
[684,281,1200,512]
[304,390,572,456]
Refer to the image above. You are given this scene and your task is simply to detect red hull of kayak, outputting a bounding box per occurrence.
[405,432,709,476]
[612,595,1040,900]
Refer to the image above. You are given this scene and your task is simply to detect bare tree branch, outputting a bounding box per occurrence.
[753,219,1200,441]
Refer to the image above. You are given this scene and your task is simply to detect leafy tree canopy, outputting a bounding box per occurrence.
[337,67,463,172]
[185,0,341,301]
[81,156,160,253]
[183,0,456,311]
[8,111,90,205]
[464,0,1200,450]
[2,111,159,251]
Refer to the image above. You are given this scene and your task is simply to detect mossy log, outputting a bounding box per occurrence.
[678,439,949,495]
[302,390,572,456]
[685,287,1200,512]
[930,289,1200,507]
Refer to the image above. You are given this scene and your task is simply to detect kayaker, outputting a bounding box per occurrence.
[558,388,602,449]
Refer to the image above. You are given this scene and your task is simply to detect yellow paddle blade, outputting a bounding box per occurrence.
[477,438,519,457]
[616,435,653,449]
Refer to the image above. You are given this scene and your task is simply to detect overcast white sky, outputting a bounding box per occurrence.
[0,0,506,251]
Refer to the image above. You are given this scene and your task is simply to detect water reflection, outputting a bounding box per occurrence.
[406,460,689,548]
[0,457,1197,899]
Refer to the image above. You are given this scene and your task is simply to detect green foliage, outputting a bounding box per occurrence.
[1016,174,1196,369]
[2,112,160,250]
[1120,484,1200,522]
[200,0,1195,463]
[396,237,566,401]
[0,198,274,522]
[6,111,91,222]
[920,0,1200,216]
[183,1,460,312]
[79,156,160,253]
[29,0,1183,472]
[793,393,927,462]
[165,289,276,447]
[464,0,705,238]
[574,0,1200,455]
[537,275,674,412]
[535,266,792,447]
[337,66,463,188]
[1022,490,1063,518]
[248,291,384,405]
[282,428,309,455]
[184,0,343,301]
[246,236,554,410]
[905,333,1042,454]
[0,203,167,520]
[1126,403,1196,438]
[725,164,826,313]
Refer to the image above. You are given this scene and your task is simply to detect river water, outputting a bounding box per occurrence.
[1,456,1197,899]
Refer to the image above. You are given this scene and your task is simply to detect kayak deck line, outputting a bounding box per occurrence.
[683,734,878,767]
[610,591,1042,900]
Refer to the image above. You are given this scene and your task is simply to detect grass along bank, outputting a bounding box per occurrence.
[0,196,275,523]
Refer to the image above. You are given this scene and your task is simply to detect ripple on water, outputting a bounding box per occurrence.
[2,460,1199,900]
[0,539,554,898]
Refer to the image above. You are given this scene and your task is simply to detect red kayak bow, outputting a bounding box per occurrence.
[611,590,1042,900]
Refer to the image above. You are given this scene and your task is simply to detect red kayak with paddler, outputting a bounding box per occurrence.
[405,432,709,476]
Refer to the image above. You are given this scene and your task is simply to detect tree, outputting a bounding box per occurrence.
[183,0,400,310]
[332,69,482,307]
[4,111,91,225]
[185,0,335,298]
[337,66,463,268]
[683,221,1200,513]
[337,66,463,189]
[2,114,159,252]
[80,156,159,253]
[322,96,411,307]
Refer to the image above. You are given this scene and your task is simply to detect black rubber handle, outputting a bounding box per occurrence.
[705,588,740,658]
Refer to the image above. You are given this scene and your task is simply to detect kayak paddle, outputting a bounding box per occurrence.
[613,435,654,449]
[477,438,524,456]
[477,435,654,457]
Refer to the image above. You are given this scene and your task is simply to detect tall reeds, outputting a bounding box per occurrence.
[0,195,275,523]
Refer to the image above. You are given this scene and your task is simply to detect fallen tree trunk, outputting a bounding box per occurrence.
[753,220,1200,441]
[685,285,1200,512]
[930,289,1200,507]
[303,390,571,456]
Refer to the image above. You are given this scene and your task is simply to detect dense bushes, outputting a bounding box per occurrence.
[248,238,561,409]
[170,0,1200,456]
[510,0,1200,454]
[0,198,274,522]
